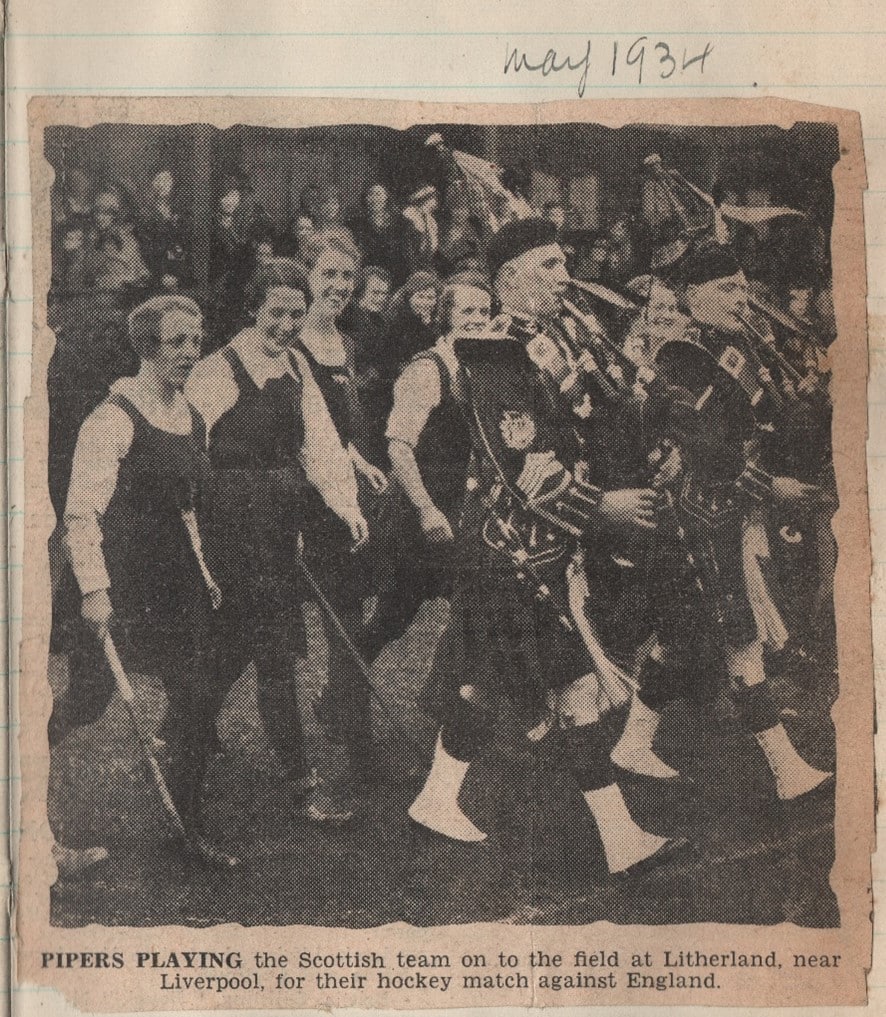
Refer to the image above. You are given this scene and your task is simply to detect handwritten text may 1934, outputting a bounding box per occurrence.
[503,38,715,96]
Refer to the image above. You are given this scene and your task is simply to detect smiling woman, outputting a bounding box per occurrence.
[296,230,392,812]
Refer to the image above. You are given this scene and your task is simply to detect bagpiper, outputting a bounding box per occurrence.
[626,238,833,799]
[409,220,683,878]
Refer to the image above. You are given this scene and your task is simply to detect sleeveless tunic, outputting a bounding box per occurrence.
[295,341,370,598]
[54,392,209,672]
[380,348,473,577]
[202,345,308,645]
[410,349,473,528]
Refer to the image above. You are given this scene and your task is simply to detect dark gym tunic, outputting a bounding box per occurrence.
[295,339,369,596]
[53,388,214,820]
[60,390,209,671]
[203,344,309,652]
[383,345,473,578]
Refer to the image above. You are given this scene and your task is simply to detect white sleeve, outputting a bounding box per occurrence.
[63,403,134,596]
[385,359,442,448]
[289,347,361,522]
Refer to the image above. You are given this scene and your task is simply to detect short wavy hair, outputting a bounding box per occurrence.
[436,272,493,334]
[127,294,202,358]
[301,227,362,273]
[244,258,312,315]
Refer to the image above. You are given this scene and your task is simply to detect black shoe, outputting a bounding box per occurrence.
[612,836,692,883]
[303,790,355,825]
[185,833,244,872]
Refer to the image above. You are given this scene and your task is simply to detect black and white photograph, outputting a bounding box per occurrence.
[42,112,844,933]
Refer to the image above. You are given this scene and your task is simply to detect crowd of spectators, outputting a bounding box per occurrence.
[47,147,835,518]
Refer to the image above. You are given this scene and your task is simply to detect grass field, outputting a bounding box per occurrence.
[48,599,838,929]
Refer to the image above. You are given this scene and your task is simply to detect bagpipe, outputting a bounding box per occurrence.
[738,308,831,406]
[637,152,831,406]
[477,478,635,720]
[562,279,645,398]
[640,152,805,249]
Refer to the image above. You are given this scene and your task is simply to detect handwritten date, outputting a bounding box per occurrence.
[504,38,714,97]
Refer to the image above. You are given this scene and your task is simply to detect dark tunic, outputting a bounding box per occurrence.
[411,350,473,528]
[203,344,308,652]
[385,306,437,373]
[295,341,370,598]
[340,305,396,468]
[346,214,408,285]
[374,348,474,600]
[137,204,194,289]
[56,393,209,673]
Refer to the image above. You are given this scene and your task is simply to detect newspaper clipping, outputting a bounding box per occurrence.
[15,95,874,1010]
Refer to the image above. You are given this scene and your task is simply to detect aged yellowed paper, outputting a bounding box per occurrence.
[10,93,872,1011]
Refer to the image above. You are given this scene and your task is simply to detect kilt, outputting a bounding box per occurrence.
[419,535,591,727]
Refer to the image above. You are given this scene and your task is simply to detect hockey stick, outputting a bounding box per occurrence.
[293,553,428,756]
[100,631,241,869]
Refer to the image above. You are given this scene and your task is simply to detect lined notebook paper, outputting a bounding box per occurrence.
[5,1,886,1014]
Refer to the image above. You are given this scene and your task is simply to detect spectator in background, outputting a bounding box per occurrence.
[542,199,568,239]
[342,265,393,369]
[383,270,441,369]
[56,223,89,293]
[347,183,407,285]
[207,188,253,350]
[341,266,394,467]
[52,169,95,293]
[584,231,613,282]
[356,265,392,317]
[605,217,641,285]
[314,185,344,230]
[83,187,151,293]
[53,167,93,230]
[254,236,276,266]
[138,169,195,292]
[438,180,487,276]
[210,187,245,273]
[299,183,322,224]
[621,274,689,376]
[220,167,273,243]
[281,213,316,270]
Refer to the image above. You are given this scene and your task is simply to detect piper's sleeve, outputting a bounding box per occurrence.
[63,402,134,596]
